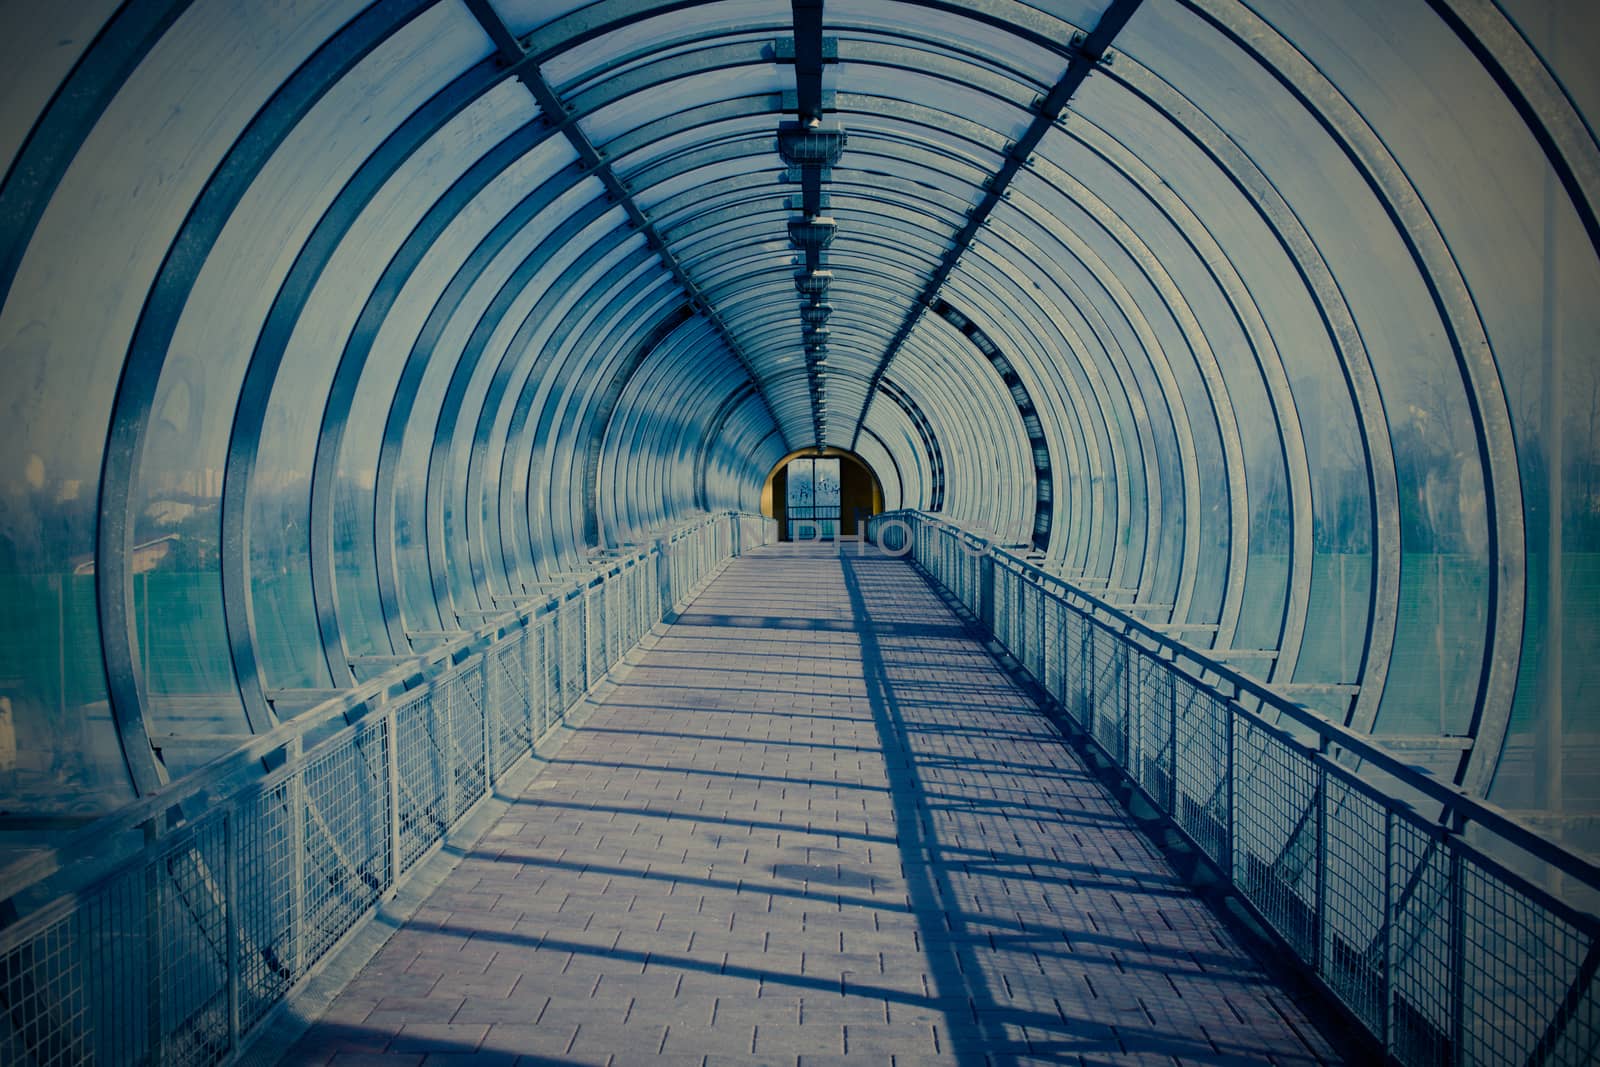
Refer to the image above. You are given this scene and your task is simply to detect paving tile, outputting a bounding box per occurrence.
[385,1023,488,1054]
[419,1055,518,1067]
[281,545,1346,1067]
[477,1022,579,1057]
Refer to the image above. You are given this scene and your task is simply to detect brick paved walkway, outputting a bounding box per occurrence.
[284,543,1343,1066]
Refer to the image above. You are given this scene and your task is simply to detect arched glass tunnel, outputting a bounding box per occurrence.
[1,0,1598,901]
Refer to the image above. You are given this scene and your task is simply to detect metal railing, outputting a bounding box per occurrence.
[0,511,774,1066]
[868,509,1600,1067]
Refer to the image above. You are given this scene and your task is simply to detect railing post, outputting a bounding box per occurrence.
[524,625,538,748]
[1168,669,1179,816]
[1120,641,1132,767]
[385,707,401,887]
[225,804,240,1054]
[288,733,308,970]
[1224,696,1236,876]
[544,617,557,731]
[1035,583,1045,679]
[482,655,495,792]
[1085,626,1098,738]
[1313,758,1328,974]
[549,608,563,723]
[142,819,164,1067]
[441,678,456,825]
[977,551,995,636]
[1449,831,1467,1065]
[1126,649,1139,775]
[598,579,609,672]
[606,577,614,667]
[583,585,596,688]
[1382,809,1395,1056]
[1043,596,1056,700]
[633,561,644,643]
[655,537,672,614]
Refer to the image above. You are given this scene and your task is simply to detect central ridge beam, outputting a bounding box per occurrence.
[786,0,834,448]
[462,0,791,451]
[846,0,1145,450]
[792,0,825,123]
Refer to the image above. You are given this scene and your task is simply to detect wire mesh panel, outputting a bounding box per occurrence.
[642,559,655,639]
[1458,849,1599,1066]
[968,548,982,615]
[1172,678,1230,868]
[1043,593,1066,704]
[585,586,605,689]
[1036,585,1049,675]
[611,574,625,665]
[1022,581,1036,676]
[486,632,532,777]
[1318,774,1388,1033]
[561,594,584,710]
[680,538,690,599]
[443,664,487,813]
[633,561,648,644]
[618,568,631,651]
[951,539,964,606]
[235,777,296,1034]
[0,874,146,1067]
[1010,575,1026,667]
[540,614,560,729]
[1089,625,1126,759]
[875,517,908,553]
[649,551,663,623]
[1002,570,1017,658]
[1232,718,1319,962]
[1390,816,1455,1066]
[393,691,448,873]
[0,907,94,1067]
[1062,606,1090,728]
[517,623,537,749]
[1134,656,1175,809]
[149,817,230,1067]
[997,569,1016,651]
[299,721,389,958]
[537,612,557,735]
[78,868,149,1065]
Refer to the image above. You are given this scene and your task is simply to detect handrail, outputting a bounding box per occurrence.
[0,511,731,914]
[874,508,1600,900]
[0,509,775,1067]
[872,508,1600,1067]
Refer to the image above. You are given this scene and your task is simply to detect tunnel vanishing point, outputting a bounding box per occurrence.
[1,1,1599,1064]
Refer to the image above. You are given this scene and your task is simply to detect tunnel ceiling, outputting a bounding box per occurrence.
[1,0,1598,852]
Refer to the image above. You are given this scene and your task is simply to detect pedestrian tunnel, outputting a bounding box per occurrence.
[0,1,1598,1064]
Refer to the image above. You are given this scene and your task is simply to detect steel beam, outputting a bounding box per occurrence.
[460,0,789,453]
[847,0,1145,450]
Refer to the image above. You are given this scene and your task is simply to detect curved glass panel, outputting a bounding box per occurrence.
[0,0,117,178]
[0,0,367,808]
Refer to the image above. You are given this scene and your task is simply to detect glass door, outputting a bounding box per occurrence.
[786,457,840,539]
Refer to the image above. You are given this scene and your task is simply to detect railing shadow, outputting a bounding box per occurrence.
[837,551,1019,1067]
